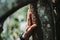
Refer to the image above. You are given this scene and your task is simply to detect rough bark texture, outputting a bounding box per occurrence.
[55,0,60,40]
[37,0,56,40]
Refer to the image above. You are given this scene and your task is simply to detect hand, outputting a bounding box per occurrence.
[22,7,37,40]
[17,5,37,40]
[22,24,37,40]
[17,24,37,40]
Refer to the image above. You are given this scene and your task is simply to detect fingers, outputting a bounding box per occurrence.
[27,24,37,32]
[23,24,37,39]
[26,7,32,31]
[27,9,32,26]
[26,4,37,31]
[31,24,37,29]
[32,13,37,24]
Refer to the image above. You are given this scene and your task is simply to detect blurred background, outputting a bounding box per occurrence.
[1,5,28,40]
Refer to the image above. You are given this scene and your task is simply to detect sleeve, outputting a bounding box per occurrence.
[17,38,21,40]
[17,35,25,40]
[17,33,25,40]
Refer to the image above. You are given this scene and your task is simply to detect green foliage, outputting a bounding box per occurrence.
[1,5,28,40]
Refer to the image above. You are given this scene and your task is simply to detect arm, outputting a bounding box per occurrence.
[17,24,37,40]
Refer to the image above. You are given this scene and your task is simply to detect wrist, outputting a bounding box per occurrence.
[20,35,25,40]
[22,32,29,40]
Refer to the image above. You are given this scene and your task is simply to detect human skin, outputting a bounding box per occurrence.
[22,5,37,39]
[22,24,37,40]
[17,5,37,40]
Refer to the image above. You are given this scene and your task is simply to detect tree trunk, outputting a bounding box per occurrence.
[37,0,56,40]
